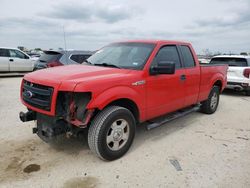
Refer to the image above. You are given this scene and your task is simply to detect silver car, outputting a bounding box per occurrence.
[34,50,93,70]
[0,47,35,72]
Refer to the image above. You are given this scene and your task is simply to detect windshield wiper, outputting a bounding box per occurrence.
[94,63,121,69]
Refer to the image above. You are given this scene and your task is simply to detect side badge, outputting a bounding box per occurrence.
[132,80,146,86]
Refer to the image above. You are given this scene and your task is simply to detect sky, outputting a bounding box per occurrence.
[0,0,250,54]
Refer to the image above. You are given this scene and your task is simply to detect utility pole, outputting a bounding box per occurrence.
[63,25,69,65]
[63,25,67,51]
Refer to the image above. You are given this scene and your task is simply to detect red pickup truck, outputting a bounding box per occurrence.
[20,40,227,160]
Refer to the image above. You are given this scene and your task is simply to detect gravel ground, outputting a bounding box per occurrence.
[0,77,249,188]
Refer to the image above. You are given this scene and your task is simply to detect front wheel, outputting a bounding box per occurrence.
[200,86,220,114]
[88,106,136,161]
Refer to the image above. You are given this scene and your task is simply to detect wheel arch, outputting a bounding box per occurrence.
[213,80,223,92]
[209,72,225,93]
[106,98,140,123]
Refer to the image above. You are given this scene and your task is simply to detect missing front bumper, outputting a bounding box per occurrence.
[36,113,69,142]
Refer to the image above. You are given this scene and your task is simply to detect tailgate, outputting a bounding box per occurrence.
[227,67,250,83]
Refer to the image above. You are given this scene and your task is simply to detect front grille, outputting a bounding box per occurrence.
[22,80,54,111]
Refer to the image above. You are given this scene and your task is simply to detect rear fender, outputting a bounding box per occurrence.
[210,73,225,92]
[199,73,225,102]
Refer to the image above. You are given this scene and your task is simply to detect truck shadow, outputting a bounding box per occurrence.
[47,112,202,157]
[222,89,247,97]
[48,132,89,155]
[131,111,202,152]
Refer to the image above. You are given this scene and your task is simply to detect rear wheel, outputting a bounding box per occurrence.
[200,86,220,114]
[88,106,136,161]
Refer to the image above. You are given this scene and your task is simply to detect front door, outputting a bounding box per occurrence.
[146,45,186,120]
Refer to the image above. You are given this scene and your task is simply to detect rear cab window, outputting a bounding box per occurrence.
[70,54,91,64]
[210,57,248,67]
[180,46,196,68]
[39,51,62,63]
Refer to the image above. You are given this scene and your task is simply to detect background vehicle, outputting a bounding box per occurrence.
[27,52,42,61]
[199,58,210,64]
[34,50,93,70]
[20,40,228,160]
[0,47,35,72]
[210,55,250,96]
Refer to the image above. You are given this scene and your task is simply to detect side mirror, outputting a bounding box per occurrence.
[150,61,175,75]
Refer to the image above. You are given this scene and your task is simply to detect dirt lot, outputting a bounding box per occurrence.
[0,77,249,188]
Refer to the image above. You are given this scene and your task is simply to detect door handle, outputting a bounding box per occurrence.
[9,58,14,62]
[180,74,186,81]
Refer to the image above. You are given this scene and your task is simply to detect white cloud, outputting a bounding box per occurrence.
[0,0,249,53]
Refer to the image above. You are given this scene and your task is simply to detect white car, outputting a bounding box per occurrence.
[199,58,210,64]
[210,55,250,96]
[0,47,35,72]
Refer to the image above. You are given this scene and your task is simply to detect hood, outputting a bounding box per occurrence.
[24,65,132,89]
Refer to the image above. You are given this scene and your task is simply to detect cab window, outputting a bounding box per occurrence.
[152,45,181,69]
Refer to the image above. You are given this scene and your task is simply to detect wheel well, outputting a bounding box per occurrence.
[213,80,222,92]
[107,98,140,123]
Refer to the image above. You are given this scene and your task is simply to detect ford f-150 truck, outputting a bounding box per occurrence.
[19,40,228,160]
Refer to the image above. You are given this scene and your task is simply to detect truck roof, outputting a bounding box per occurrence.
[115,40,191,45]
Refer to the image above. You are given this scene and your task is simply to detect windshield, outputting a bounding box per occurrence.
[210,57,248,67]
[87,42,156,70]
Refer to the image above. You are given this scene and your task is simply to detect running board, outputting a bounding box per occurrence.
[146,105,201,130]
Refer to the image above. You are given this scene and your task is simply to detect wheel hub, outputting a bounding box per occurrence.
[106,119,130,151]
[113,128,123,141]
[210,92,218,109]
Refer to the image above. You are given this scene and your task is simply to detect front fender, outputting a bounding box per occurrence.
[86,86,145,117]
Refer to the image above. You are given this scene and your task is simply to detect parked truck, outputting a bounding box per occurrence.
[19,40,228,160]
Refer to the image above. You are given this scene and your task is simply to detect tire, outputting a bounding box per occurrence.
[200,86,220,114]
[88,106,136,161]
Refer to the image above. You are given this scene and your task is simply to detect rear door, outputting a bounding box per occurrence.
[179,45,200,106]
[0,48,10,72]
[146,45,186,119]
[8,49,34,72]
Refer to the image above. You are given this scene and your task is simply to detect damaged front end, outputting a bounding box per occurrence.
[20,90,95,142]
